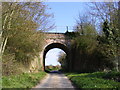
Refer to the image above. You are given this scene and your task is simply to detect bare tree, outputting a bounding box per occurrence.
[87,2,119,31]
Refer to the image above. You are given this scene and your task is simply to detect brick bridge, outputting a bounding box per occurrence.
[40,32,72,71]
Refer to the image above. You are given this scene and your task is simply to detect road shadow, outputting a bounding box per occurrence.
[45,70,62,74]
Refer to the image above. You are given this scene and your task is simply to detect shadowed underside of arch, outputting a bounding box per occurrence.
[43,43,68,71]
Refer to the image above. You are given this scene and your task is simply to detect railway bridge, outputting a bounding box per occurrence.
[41,32,72,71]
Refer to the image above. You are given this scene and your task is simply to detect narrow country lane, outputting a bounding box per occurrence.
[33,72,75,89]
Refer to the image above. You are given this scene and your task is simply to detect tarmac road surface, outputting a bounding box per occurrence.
[33,71,76,89]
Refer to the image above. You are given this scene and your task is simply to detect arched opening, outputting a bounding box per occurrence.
[45,48,66,72]
[43,43,68,72]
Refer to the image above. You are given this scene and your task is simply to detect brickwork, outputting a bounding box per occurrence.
[40,32,72,71]
[44,33,67,46]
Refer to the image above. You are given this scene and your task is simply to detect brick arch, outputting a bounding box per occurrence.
[43,43,68,71]
[44,33,67,47]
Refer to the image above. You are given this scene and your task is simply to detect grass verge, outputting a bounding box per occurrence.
[65,71,120,89]
[2,72,46,88]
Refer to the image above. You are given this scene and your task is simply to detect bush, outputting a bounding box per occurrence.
[45,65,61,72]
[2,54,23,76]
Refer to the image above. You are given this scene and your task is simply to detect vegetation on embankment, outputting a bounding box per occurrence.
[59,2,120,72]
[2,72,46,88]
[2,2,54,75]
[45,65,61,72]
[66,71,120,89]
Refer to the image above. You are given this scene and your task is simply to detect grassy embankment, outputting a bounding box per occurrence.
[2,72,46,88]
[66,71,120,89]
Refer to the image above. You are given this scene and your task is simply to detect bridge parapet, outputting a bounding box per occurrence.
[44,32,71,46]
[45,33,66,39]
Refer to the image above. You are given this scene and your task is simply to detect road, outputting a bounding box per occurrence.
[34,72,75,89]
